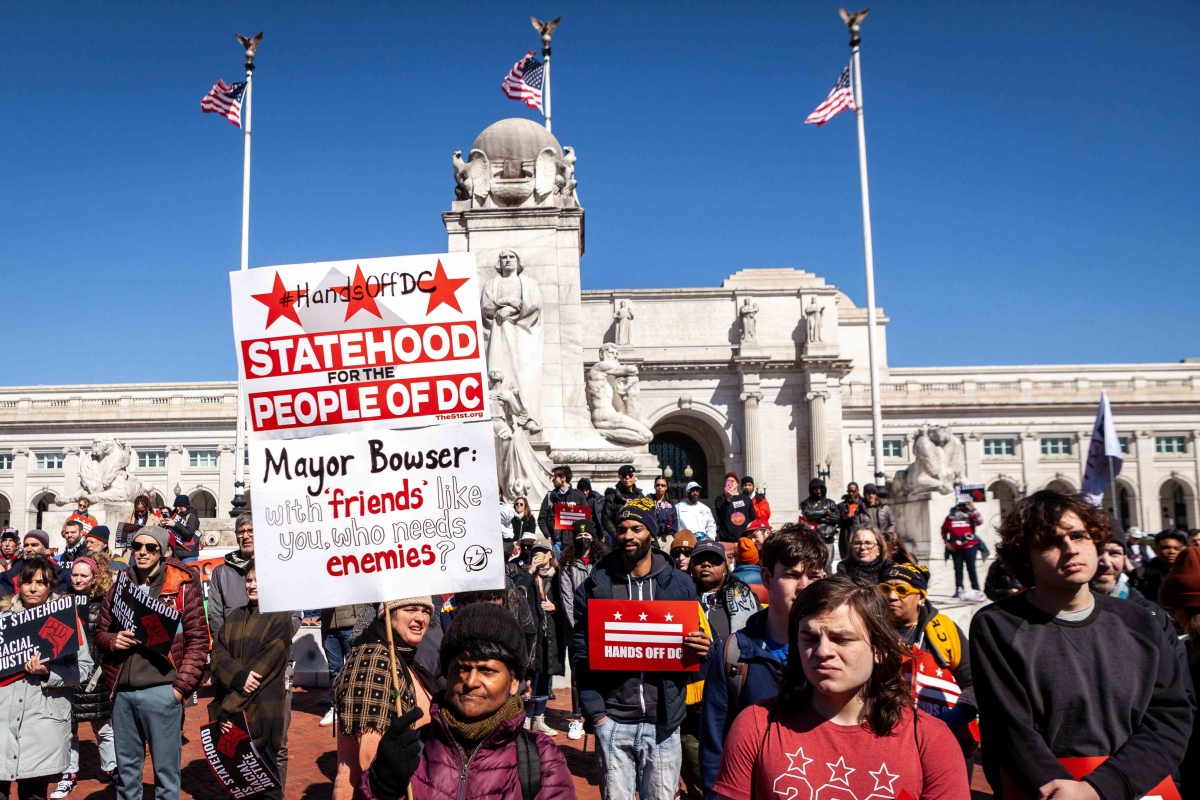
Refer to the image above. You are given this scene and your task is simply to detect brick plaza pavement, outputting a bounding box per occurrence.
[68,685,994,799]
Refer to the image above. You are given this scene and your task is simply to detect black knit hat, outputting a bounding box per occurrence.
[441,601,528,680]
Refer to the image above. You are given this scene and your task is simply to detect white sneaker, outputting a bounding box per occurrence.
[51,776,76,799]
[319,707,336,727]
[567,718,584,740]
[532,715,559,736]
[963,590,987,603]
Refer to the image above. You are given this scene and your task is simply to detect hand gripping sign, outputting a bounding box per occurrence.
[229,254,490,440]
[108,571,183,660]
[0,596,82,684]
[587,599,701,672]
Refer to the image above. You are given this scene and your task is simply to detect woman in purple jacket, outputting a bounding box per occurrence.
[362,602,575,800]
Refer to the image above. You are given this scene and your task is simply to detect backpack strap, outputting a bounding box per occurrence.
[922,613,962,671]
[517,729,542,800]
[724,633,750,710]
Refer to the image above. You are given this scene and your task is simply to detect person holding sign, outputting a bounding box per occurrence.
[96,525,210,800]
[714,576,969,800]
[363,602,574,800]
[971,491,1193,800]
[0,557,94,800]
[209,560,294,800]
[572,497,711,800]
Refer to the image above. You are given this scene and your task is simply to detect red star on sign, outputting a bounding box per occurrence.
[333,264,383,322]
[420,260,469,315]
[251,272,302,328]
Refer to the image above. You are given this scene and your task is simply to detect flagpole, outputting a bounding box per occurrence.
[841,9,885,487]
[231,33,260,517]
[532,17,560,132]
[1108,455,1120,529]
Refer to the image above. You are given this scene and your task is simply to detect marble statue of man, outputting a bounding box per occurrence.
[480,249,543,420]
[587,343,653,446]
[804,297,824,344]
[739,298,759,344]
[613,300,634,346]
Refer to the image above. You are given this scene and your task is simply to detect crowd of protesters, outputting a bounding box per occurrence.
[2,465,1199,800]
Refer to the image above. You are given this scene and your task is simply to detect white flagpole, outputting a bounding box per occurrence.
[532,17,560,132]
[842,9,885,486]
[232,33,260,517]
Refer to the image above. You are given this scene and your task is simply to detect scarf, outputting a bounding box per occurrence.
[355,616,419,712]
[1105,572,1130,599]
[440,695,525,761]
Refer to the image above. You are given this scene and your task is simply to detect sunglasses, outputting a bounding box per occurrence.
[876,582,921,598]
[670,548,693,557]
[130,542,161,554]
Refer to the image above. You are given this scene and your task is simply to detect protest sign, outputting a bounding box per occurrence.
[108,571,182,659]
[200,712,282,799]
[553,503,592,530]
[117,523,140,550]
[587,599,701,672]
[229,254,489,440]
[955,484,986,504]
[249,422,503,613]
[0,595,82,683]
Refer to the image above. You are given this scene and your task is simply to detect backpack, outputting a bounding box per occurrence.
[722,633,750,711]
[516,729,542,800]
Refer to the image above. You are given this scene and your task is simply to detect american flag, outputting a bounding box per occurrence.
[201,80,247,128]
[804,64,856,126]
[501,51,544,113]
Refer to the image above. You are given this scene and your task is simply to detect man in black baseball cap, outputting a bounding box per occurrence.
[602,464,644,545]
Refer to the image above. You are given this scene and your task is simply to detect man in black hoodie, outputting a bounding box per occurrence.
[601,464,644,545]
[799,478,839,568]
[574,496,711,800]
[970,490,1193,800]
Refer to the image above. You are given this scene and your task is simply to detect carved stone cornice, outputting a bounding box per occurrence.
[550,449,635,464]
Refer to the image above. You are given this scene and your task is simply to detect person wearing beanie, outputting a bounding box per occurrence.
[559,519,607,740]
[879,562,978,773]
[713,471,757,543]
[96,526,209,800]
[331,597,438,800]
[970,490,1192,800]
[677,482,716,541]
[163,495,200,562]
[363,603,574,800]
[576,477,607,543]
[601,464,645,546]
[573,496,712,800]
[0,529,69,597]
[209,560,295,800]
[799,477,840,567]
[670,530,697,571]
[731,538,763,586]
[1089,526,1177,638]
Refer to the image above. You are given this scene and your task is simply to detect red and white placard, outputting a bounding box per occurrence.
[230,254,489,440]
[587,599,701,672]
[553,504,592,530]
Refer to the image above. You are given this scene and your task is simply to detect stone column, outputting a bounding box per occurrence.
[12,448,29,531]
[1192,431,1200,529]
[806,391,830,478]
[1134,431,1158,531]
[963,433,983,483]
[63,447,81,498]
[1019,431,1039,497]
[218,444,237,517]
[166,446,184,504]
[740,391,764,482]
[849,435,868,485]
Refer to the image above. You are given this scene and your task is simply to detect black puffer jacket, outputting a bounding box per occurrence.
[601,483,644,543]
[73,591,113,722]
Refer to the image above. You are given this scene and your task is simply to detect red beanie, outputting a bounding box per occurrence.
[1158,546,1200,611]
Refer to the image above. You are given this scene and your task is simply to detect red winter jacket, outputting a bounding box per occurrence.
[95,559,210,699]
[941,509,984,550]
[361,701,575,800]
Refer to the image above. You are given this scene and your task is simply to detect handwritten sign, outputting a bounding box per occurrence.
[0,596,82,683]
[108,571,182,659]
[587,599,701,672]
[229,254,489,440]
[249,422,504,613]
[553,504,592,531]
[200,713,282,799]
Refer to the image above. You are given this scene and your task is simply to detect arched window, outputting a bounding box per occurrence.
[650,432,709,500]
[189,489,218,519]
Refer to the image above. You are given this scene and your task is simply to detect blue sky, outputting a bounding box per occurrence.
[2,1,1197,385]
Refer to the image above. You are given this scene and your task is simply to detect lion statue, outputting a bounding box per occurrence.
[54,439,144,505]
[889,425,965,499]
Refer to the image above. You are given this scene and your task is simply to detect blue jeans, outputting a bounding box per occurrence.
[594,718,682,800]
[952,548,980,591]
[112,684,183,800]
[324,629,353,704]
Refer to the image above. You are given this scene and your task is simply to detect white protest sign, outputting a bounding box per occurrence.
[249,422,503,612]
[229,254,489,440]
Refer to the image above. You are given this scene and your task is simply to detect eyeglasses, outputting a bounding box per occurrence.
[130,542,161,554]
[236,528,254,536]
[852,541,879,549]
[876,583,921,598]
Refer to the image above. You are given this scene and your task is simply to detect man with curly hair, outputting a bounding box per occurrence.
[970,490,1193,800]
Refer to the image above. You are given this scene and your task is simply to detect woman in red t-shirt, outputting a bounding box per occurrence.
[714,576,969,800]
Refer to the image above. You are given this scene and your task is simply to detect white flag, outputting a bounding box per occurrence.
[1081,391,1122,506]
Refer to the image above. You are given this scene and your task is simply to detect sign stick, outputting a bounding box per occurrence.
[382,607,416,800]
